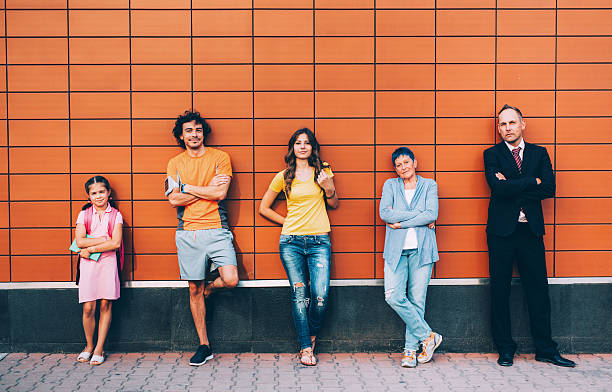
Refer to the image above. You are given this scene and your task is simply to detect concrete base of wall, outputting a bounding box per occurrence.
[1,284,610,353]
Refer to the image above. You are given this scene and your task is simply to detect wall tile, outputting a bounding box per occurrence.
[193,10,251,36]
[376,10,434,36]
[69,10,129,36]
[255,10,312,36]
[3,3,612,282]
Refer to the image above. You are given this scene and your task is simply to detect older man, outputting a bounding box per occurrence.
[484,104,575,368]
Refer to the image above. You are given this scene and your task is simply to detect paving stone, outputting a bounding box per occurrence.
[0,352,609,391]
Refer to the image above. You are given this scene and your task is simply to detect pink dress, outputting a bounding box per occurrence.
[76,206,123,303]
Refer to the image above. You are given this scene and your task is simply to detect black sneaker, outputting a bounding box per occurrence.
[205,267,220,286]
[189,344,213,366]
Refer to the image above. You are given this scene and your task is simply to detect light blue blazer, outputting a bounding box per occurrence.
[379,175,439,271]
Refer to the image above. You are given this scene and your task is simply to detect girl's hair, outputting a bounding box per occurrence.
[81,175,117,211]
[283,128,328,196]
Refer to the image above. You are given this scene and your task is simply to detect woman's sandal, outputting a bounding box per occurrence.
[90,353,105,366]
[299,348,317,366]
[76,351,91,363]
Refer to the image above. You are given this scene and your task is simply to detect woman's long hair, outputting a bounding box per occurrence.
[283,128,328,196]
[81,175,117,211]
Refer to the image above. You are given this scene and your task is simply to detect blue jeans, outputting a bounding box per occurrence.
[279,234,331,350]
[384,249,433,351]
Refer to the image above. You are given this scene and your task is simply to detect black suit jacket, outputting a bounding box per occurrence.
[483,141,555,237]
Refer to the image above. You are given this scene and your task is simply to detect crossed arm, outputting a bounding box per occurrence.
[167,174,232,207]
[379,181,438,229]
[483,149,554,200]
[75,222,123,259]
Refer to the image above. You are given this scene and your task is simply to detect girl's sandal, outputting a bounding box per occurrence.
[90,353,105,366]
[299,348,317,366]
[76,351,91,363]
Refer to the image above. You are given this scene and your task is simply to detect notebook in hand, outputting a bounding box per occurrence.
[69,235,102,261]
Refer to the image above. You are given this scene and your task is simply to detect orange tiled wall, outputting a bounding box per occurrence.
[1,1,611,282]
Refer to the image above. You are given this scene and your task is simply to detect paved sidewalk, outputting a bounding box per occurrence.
[0,352,610,391]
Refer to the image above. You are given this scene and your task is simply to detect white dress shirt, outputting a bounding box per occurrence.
[504,138,527,222]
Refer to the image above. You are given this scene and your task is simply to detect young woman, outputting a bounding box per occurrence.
[259,128,339,366]
[74,176,124,366]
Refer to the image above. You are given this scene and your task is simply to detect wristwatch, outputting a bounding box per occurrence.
[180,183,187,193]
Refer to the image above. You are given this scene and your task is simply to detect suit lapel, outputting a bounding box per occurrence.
[498,142,521,176]
[521,142,534,175]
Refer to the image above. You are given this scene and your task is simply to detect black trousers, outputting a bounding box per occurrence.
[487,223,558,356]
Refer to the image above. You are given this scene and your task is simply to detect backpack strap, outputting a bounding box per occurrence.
[84,205,94,235]
[107,207,124,272]
[76,206,94,285]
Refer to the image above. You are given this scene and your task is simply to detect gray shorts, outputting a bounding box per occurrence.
[175,228,237,281]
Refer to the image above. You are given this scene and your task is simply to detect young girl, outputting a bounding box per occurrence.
[74,176,123,366]
[259,128,339,366]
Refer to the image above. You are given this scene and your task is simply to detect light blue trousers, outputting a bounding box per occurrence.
[384,249,433,351]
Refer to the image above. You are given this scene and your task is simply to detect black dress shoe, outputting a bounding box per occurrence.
[535,353,576,368]
[497,352,514,366]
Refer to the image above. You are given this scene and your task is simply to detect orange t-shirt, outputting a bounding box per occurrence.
[165,148,232,231]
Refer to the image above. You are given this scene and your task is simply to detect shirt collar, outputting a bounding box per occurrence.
[504,138,525,152]
[92,204,112,213]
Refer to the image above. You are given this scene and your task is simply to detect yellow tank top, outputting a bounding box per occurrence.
[269,167,334,235]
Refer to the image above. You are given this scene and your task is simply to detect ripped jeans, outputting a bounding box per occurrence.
[384,249,434,351]
[279,234,331,350]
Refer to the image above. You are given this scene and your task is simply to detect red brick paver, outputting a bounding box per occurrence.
[0,352,610,391]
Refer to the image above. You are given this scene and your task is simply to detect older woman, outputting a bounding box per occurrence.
[379,147,441,368]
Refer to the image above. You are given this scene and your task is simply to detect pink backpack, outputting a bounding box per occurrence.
[76,206,124,284]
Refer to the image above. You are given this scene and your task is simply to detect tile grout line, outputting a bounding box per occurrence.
[67,2,73,280]
[129,1,134,280]
[251,1,255,279]
[433,1,437,278]
[553,0,558,277]
[494,0,498,150]
[373,1,377,278]
[4,3,10,280]
[190,0,194,112]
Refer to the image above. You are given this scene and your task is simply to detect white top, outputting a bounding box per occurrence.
[402,188,418,249]
[504,138,525,160]
[504,138,527,223]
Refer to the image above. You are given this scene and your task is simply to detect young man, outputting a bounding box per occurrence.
[379,147,441,368]
[484,104,575,368]
[165,110,239,366]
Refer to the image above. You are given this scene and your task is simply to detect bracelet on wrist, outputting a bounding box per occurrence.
[325,190,336,199]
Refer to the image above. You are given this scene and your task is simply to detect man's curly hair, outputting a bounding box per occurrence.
[172,110,211,149]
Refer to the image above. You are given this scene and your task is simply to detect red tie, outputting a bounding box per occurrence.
[512,147,522,172]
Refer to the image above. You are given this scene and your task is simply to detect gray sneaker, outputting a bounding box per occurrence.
[417,332,442,364]
[401,349,417,368]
